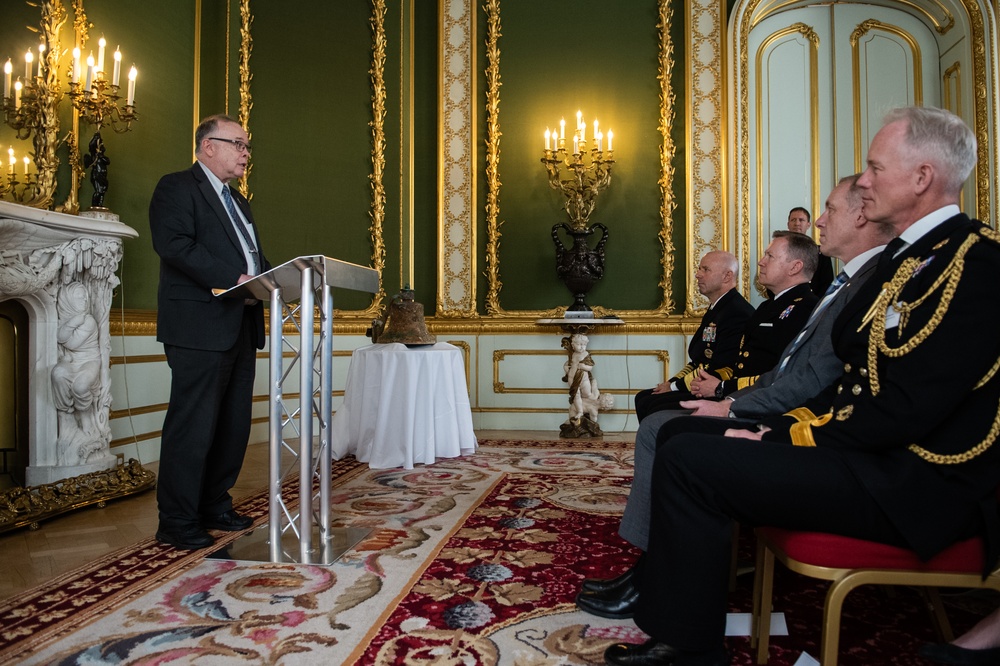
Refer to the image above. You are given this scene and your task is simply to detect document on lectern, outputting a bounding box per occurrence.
[213,255,379,302]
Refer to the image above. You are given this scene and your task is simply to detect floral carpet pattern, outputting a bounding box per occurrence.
[0,440,994,665]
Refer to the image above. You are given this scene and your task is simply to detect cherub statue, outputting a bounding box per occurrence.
[560,333,614,438]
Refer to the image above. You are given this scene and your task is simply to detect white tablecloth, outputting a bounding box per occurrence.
[330,342,478,469]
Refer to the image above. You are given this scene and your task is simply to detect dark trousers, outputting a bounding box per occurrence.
[635,433,933,652]
[157,311,257,529]
[634,388,695,422]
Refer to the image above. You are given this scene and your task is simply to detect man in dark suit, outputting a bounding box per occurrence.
[599,108,1000,666]
[788,206,836,296]
[150,114,272,550]
[578,174,891,618]
[633,251,753,421]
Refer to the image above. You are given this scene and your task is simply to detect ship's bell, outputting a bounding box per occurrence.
[368,287,436,346]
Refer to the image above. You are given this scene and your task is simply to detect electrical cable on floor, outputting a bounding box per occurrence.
[115,250,145,466]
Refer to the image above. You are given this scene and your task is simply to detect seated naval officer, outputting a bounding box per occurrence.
[632,250,753,422]
[634,231,819,424]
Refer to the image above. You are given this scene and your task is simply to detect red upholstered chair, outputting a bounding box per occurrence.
[750,527,1000,665]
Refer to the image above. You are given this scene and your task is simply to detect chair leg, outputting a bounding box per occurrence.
[820,574,865,666]
[752,540,775,664]
[730,522,741,592]
[923,587,955,642]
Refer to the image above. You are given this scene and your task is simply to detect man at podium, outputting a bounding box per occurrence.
[149,114,272,550]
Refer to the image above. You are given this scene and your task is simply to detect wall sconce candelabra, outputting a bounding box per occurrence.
[541,111,615,313]
[0,146,38,204]
[1,2,139,214]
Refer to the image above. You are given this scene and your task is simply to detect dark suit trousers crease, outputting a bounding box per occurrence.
[633,433,983,651]
[157,309,258,528]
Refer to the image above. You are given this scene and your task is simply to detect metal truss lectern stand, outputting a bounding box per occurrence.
[214,255,380,565]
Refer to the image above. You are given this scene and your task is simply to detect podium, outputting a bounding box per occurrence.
[215,255,380,564]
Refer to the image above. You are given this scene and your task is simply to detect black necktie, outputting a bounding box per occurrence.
[221,185,260,275]
[877,237,907,273]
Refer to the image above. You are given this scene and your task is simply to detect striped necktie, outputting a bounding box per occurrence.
[776,271,848,375]
[221,185,260,275]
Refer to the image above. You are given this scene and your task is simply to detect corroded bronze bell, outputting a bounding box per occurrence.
[368,287,436,346]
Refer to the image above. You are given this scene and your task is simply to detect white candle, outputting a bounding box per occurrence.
[127,65,137,105]
[85,54,94,91]
[7,147,14,175]
[37,44,45,77]
[3,60,11,98]
[112,48,121,86]
[594,119,599,139]
[576,110,582,129]
[97,36,106,74]
[597,132,603,152]
[14,80,22,108]
[72,48,81,83]
[573,135,579,155]
[24,50,33,80]
[607,130,613,152]
[559,118,566,141]
[544,128,551,151]
[22,156,29,177]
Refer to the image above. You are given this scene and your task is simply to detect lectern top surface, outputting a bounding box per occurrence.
[214,255,380,302]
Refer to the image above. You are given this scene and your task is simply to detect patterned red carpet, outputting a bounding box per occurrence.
[0,440,994,664]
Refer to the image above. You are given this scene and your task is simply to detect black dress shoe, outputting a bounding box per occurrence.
[583,563,637,595]
[576,582,639,619]
[202,509,253,532]
[605,640,727,666]
[156,525,215,550]
[605,640,680,665]
[919,642,1000,665]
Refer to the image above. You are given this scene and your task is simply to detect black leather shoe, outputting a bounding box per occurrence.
[919,642,1000,665]
[576,582,639,619]
[604,640,680,665]
[605,640,727,666]
[583,563,637,595]
[202,509,253,532]
[156,525,214,550]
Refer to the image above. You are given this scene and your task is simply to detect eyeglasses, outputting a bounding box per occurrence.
[208,137,252,155]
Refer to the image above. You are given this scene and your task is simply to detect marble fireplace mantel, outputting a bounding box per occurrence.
[0,200,138,486]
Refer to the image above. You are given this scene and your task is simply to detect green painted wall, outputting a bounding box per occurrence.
[475,1,687,313]
[2,1,688,316]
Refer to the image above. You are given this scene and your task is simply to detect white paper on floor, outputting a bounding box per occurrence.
[793,652,820,665]
[724,612,788,636]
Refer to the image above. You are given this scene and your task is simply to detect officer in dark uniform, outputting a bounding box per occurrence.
[601,108,1000,666]
[633,251,753,421]
[636,232,819,420]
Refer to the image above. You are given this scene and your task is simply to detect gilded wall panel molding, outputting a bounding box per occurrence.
[482,0,678,319]
[367,0,389,315]
[850,19,924,172]
[492,348,671,394]
[733,0,998,272]
[236,0,253,198]
[686,0,727,314]
[755,24,819,261]
[437,0,477,317]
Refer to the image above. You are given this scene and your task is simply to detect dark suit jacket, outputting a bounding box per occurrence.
[714,282,818,395]
[730,254,879,418]
[671,288,754,390]
[810,251,836,296]
[150,163,271,351]
[764,213,1000,565]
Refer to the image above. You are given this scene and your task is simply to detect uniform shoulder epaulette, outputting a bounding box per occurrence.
[977,224,1000,246]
